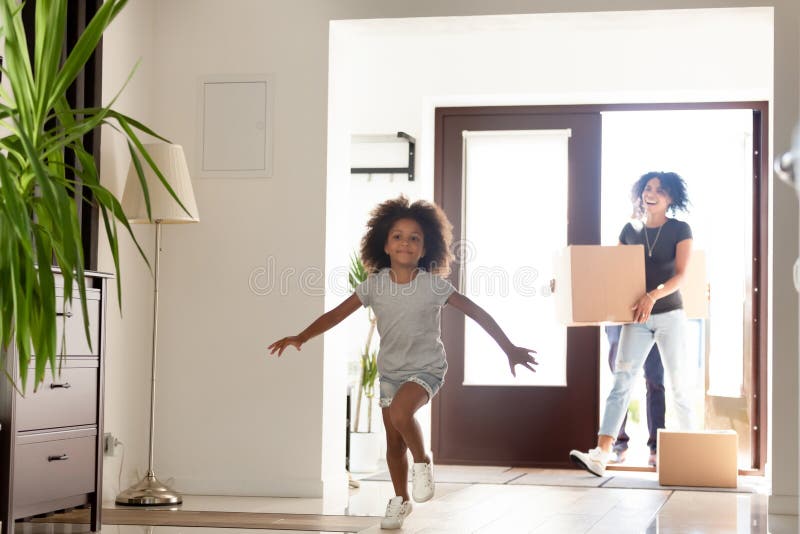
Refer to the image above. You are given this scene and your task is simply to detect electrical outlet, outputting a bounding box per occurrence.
[103,432,116,456]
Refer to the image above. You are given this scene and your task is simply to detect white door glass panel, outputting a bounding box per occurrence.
[462,130,570,386]
[600,110,752,420]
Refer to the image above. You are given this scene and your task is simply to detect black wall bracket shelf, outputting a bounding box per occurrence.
[350,131,416,181]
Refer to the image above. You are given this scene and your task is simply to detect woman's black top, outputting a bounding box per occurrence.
[619,218,693,314]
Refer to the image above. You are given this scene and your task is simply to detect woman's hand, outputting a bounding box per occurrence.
[505,346,538,376]
[268,336,304,357]
[631,293,656,323]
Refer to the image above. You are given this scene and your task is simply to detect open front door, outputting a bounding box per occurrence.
[433,103,768,472]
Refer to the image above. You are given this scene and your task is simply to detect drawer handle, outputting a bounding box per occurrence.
[56,311,73,318]
[50,382,72,389]
[48,454,69,462]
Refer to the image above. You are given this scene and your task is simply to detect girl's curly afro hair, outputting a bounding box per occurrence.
[360,195,454,276]
[631,171,690,218]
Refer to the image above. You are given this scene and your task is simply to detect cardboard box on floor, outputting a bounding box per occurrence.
[553,245,645,325]
[657,429,738,488]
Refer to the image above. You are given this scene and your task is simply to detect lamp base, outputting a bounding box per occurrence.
[116,473,183,505]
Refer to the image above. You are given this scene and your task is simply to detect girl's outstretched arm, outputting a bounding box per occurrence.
[268,293,362,357]
[446,291,538,376]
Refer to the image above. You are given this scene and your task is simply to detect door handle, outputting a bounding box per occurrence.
[47,454,69,462]
[56,311,73,318]
[775,126,799,190]
[50,382,72,389]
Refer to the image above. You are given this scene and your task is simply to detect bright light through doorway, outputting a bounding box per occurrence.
[600,109,753,405]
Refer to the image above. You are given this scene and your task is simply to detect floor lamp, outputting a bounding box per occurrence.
[117,143,199,505]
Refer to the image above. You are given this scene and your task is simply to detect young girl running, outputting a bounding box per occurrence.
[268,196,537,529]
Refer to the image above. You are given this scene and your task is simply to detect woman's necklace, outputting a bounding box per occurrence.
[643,223,664,258]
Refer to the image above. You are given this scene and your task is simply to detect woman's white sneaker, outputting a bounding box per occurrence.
[380,496,412,529]
[412,459,435,502]
[569,447,610,477]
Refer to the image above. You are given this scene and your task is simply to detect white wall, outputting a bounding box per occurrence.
[97,0,799,511]
[768,0,800,515]
[98,0,158,502]
[328,6,773,458]
[146,0,335,496]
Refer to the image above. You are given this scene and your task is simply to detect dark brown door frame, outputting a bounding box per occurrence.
[434,110,603,468]
[433,101,769,474]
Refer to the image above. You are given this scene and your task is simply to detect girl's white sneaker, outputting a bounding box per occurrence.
[412,458,435,502]
[380,496,412,529]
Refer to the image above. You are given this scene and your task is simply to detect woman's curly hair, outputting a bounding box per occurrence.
[631,171,690,218]
[360,196,454,276]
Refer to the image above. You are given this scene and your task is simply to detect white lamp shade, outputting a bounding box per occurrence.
[121,143,199,224]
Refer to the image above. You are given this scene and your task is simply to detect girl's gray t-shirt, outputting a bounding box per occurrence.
[355,268,455,381]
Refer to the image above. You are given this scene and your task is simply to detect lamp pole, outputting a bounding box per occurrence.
[148,220,162,476]
[116,221,182,505]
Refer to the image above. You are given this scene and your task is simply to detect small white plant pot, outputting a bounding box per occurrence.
[349,431,382,473]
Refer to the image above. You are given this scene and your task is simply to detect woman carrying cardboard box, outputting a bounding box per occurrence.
[570,171,693,477]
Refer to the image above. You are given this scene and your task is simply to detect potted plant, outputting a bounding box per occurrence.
[347,254,382,472]
[0,0,185,393]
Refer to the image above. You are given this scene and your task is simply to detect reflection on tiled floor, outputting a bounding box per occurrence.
[12,466,799,533]
[363,464,522,485]
[17,525,351,534]
[34,507,378,532]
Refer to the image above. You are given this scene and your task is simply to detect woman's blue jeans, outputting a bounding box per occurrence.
[606,325,665,454]
[599,309,694,439]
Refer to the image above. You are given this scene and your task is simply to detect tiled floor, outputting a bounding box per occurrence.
[12,466,800,533]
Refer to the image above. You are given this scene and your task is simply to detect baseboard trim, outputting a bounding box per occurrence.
[769,494,799,515]
[172,476,325,497]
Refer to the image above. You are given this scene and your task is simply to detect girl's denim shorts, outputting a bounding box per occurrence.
[379,372,444,408]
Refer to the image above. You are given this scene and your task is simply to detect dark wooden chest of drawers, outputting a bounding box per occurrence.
[0,272,108,534]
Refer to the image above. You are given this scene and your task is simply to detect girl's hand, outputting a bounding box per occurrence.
[505,346,538,376]
[631,293,656,323]
[268,336,304,357]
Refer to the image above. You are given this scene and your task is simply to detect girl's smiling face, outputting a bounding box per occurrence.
[384,218,425,269]
[641,177,673,216]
